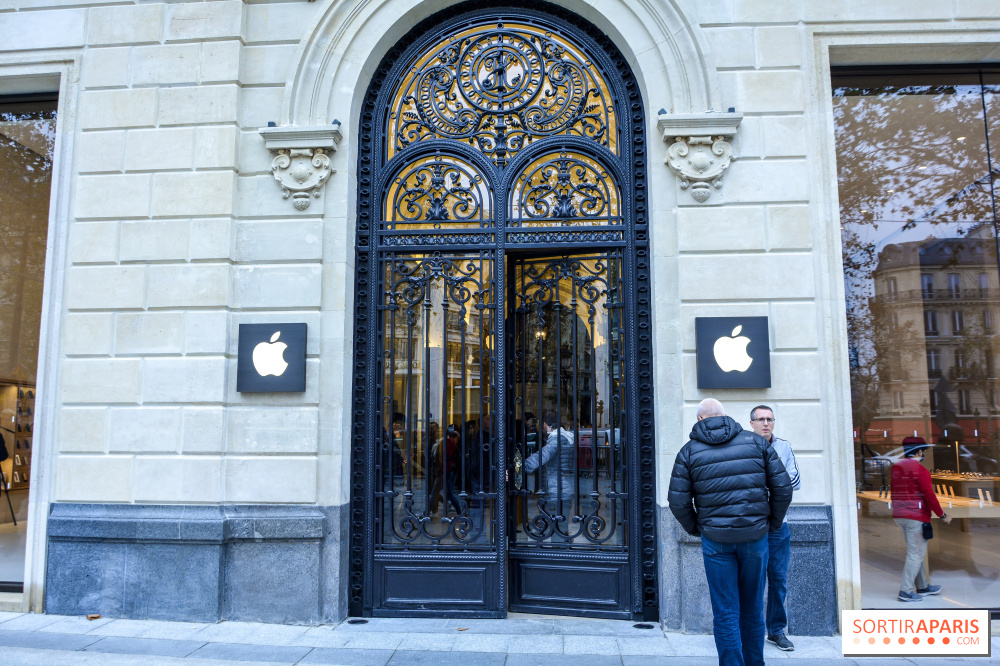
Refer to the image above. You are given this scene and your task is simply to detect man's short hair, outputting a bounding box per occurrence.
[543,410,560,427]
[750,405,773,421]
[696,398,725,419]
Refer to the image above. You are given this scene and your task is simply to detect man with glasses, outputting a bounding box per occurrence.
[749,405,800,652]
[669,399,792,666]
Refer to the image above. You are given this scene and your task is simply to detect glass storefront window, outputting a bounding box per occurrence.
[0,95,56,590]
[834,69,1000,608]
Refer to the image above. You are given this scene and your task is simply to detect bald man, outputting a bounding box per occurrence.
[669,399,793,666]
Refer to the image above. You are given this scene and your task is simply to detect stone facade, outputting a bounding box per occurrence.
[2,0,998,631]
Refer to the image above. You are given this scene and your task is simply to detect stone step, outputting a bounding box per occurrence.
[0,592,22,612]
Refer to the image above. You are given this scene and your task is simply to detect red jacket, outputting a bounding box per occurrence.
[890,457,944,522]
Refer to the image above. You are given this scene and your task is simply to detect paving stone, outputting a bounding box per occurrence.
[0,613,67,631]
[40,615,115,634]
[445,618,554,635]
[188,641,312,662]
[87,619,165,638]
[0,646,296,665]
[453,633,510,652]
[292,626,351,648]
[667,633,719,656]
[0,629,102,650]
[507,654,622,666]
[0,612,24,624]
[299,648,394,665]
[396,632,458,651]
[562,634,619,655]
[386,650,506,665]
[339,618,452,633]
[507,634,563,653]
[621,658,720,666]
[136,621,213,641]
[617,636,675,655]
[340,631,406,649]
[551,618,656,637]
[83,636,206,657]
[193,621,311,645]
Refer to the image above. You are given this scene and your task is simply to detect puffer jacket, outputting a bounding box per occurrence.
[524,427,575,501]
[668,416,792,543]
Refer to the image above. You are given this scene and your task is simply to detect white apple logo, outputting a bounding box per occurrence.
[713,325,753,373]
[252,331,289,377]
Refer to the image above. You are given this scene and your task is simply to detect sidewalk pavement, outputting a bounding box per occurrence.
[0,611,996,665]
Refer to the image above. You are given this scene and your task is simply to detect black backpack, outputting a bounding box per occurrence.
[0,433,8,463]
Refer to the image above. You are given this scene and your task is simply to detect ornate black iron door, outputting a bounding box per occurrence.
[507,253,632,617]
[349,2,658,620]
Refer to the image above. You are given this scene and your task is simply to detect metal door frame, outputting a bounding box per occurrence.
[348,1,659,620]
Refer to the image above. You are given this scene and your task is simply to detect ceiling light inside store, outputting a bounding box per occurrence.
[918,166,927,169]
[958,136,966,141]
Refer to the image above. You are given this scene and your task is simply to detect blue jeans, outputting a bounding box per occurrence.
[766,522,790,637]
[702,533,768,666]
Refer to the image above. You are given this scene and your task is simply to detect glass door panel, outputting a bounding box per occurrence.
[376,253,497,550]
[834,70,1000,610]
[508,253,627,550]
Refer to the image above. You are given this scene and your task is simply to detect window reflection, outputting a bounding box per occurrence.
[0,96,55,586]
[0,99,55,384]
[509,254,627,550]
[834,70,1000,609]
[377,253,496,549]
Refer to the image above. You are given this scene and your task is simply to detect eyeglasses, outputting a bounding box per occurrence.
[752,417,775,424]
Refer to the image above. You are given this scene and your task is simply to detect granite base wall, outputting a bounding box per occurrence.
[45,503,348,624]
[658,505,838,636]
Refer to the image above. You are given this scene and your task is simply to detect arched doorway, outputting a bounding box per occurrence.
[348,2,657,620]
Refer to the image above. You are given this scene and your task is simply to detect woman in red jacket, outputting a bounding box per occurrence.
[890,437,953,601]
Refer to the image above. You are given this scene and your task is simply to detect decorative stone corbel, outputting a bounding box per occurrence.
[259,123,343,211]
[657,112,742,203]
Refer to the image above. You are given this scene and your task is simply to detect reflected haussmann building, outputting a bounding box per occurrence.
[835,70,1000,609]
[0,0,997,635]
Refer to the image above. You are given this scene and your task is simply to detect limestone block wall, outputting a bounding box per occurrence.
[38,0,332,508]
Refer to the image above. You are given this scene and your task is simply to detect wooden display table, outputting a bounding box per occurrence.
[857,490,1000,531]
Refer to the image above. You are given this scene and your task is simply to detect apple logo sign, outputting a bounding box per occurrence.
[237,323,307,392]
[253,331,289,377]
[695,317,770,389]
[713,325,753,373]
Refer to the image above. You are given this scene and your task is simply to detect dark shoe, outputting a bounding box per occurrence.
[767,634,794,651]
[898,590,923,602]
[916,585,941,595]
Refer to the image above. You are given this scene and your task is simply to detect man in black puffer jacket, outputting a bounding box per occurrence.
[669,398,792,666]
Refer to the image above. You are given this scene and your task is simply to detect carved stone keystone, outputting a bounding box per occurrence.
[259,124,343,211]
[657,112,742,203]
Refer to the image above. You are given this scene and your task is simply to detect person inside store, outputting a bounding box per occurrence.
[429,423,464,516]
[890,436,952,601]
[748,405,800,652]
[668,398,792,666]
[523,410,576,540]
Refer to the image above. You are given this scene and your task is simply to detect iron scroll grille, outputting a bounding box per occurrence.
[349,1,658,620]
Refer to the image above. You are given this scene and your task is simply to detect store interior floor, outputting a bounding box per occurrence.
[858,503,1000,608]
[0,488,28,585]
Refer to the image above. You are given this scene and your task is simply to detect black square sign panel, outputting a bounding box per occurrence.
[237,323,307,392]
[695,316,771,389]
